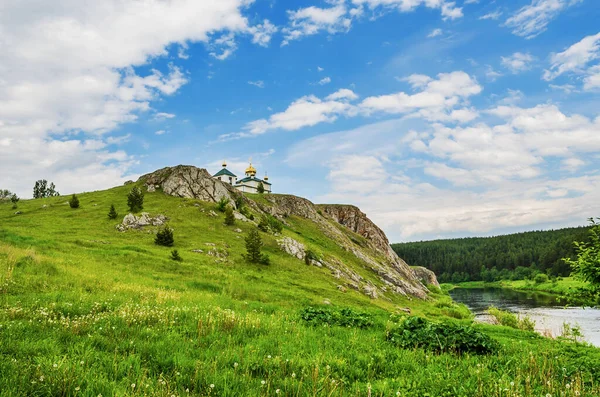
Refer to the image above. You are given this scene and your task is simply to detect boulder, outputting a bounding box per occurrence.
[117,213,167,231]
[412,266,440,288]
[146,184,156,192]
[277,237,306,260]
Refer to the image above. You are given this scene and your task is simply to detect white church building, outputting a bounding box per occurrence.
[213,161,272,194]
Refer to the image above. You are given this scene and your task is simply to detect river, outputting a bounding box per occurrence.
[449,287,600,347]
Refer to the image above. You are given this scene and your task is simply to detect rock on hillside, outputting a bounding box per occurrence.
[138,165,430,299]
[412,266,440,288]
[138,165,241,205]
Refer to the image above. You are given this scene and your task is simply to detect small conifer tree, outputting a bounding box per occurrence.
[257,182,265,194]
[127,186,144,212]
[10,194,19,209]
[108,204,118,220]
[216,196,228,212]
[224,205,235,226]
[244,229,270,265]
[170,249,183,262]
[155,226,174,247]
[69,194,80,209]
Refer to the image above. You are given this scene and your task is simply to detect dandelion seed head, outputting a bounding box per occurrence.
[53,363,57,368]
[210,384,215,388]
[131,383,136,389]
[261,380,266,385]
[276,389,280,394]
[291,372,296,378]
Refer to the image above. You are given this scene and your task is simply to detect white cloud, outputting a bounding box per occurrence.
[318,66,325,72]
[0,0,266,196]
[549,83,578,94]
[485,65,503,81]
[153,112,177,121]
[325,88,359,101]
[155,130,167,135]
[428,28,443,38]
[479,10,502,20]
[505,0,581,39]
[352,0,463,20]
[248,19,278,47]
[501,52,535,73]
[318,76,332,85]
[584,65,600,90]
[543,32,600,81]
[248,80,265,88]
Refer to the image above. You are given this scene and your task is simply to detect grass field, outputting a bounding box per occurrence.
[2,184,600,396]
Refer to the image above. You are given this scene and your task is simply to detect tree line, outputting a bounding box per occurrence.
[392,226,591,283]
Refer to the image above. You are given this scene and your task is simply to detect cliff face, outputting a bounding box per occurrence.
[137,165,430,299]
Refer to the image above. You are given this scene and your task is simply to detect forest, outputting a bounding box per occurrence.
[392,226,591,283]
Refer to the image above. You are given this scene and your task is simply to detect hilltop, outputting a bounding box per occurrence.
[1,165,600,396]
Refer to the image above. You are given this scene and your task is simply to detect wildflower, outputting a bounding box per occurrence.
[75,387,80,391]
[510,382,514,386]
[80,361,85,365]
[566,384,571,389]
[267,355,271,359]
[131,383,136,389]
[291,372,296,378]
[575,391,581,396]
[234,362,239,368]
[53,363,58,368]
[210,384,215,389]
[326,365,330,370]
[396,392,401,397]
[261,380,266,385]
[186,389,190,393]
[39,376,44,382]
[546,394,552,397]
[276,390,281,394]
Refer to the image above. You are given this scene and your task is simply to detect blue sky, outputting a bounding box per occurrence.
[1,0,600,242]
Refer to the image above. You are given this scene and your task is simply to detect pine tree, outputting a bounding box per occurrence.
[244,229,269,265]
[108,204,118,220]
[170,249,183,262]
[257,182,265,194]
[69,194,80,209]
[224,205,235,226]
[155,226,174,247]
[10,194,19,209]
[127,186,144,212]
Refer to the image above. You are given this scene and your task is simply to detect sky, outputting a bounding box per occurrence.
[1,0,600,242]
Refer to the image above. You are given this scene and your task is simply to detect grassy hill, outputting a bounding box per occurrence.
[1,180,600,396]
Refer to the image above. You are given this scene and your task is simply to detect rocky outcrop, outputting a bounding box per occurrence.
[264,195,320,220]
[138,165,240,205]
[412,266,440,288]
[116,213,167,231]
[277,237,306,260]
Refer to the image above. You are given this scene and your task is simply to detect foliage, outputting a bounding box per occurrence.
[300,306,373,328]
[239,206,254,220]
[127,186,144,213]
[534,273,549,284]
[68,194,80,209]
[564,218,600,286]
[392,226,590,283]
[0,189,13,202]
[387,316,499,355]
[487,306,535,331]
[154,226,174,247]
[244,229,269,265]
[257,182,265,194]
[107,204,118,220]
[224,205,235,226]
[33,180,59,199]
[10,194,19,209]
[170,249,183,262]
[258,214,283,234]
[304,248,318,265]
[216,196,229,213]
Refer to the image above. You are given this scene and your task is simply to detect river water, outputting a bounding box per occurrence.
[449,287,600,347]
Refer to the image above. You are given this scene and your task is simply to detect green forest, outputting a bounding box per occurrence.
[392,226,590,283]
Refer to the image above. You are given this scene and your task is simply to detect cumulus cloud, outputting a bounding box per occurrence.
[501,52,535,73]
[479,10,502,20]
[318,76,332,85]
[543,32,600,86]
[505,0,581,39]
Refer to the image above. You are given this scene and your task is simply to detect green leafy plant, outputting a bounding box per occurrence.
[300,306,373,329]
[155,226,174,247]
[258,215,283,234]
[216,196,229,213]
[127,186,144,213]
[224,205,235,226]
[486,306,535,331]
[10,194,19,209]
[107,204,118,220]
[387,316,498,355]
[304,249,318,265]
[69,194,80,209]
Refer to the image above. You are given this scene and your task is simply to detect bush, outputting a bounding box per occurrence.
[244,229,269,265]
[258,215,283,234]
[33,180,59,199]
[224,205,235,226]
[155,226,174,247]
[216,196,228,212]
[534,273,549,284]
[487,306,535,331]
[240,206,254,220]
[257,182,265,194]
[305,249,318,265]
[107,204,118,220]
[387,316,498,355]
[10,194,19,209]
[300,306,373,329]
[68,194,80,209]
[127,187,144,212]
[170,249,182,262]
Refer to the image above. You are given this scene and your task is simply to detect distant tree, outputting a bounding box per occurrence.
[69,194,80,209]
[127,186,144,213]
[33,180,59,199]
[170,249,183,262]
[564,218,600,286]
[224,205,235,226]
[216,196,229,213]
[155,226,174,247]
[108,204,118,220]
[0,189,13,202]
[10,194,19,209]
[257,182,265,194]
[244,229,270,265]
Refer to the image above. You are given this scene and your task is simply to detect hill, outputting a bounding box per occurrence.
[1,165,600,396]
[392,227,590,283]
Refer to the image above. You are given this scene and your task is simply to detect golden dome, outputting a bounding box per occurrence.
[264,173,269,181]
[245,162,257,176]
[222,161,227,168]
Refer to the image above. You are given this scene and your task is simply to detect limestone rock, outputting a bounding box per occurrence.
[146,184,156,192]
[117,213,167,231]
[412,266,440,288]
[277,237,306,260]
[234,228,242,233]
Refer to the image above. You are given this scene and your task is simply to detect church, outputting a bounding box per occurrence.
[212,161,272,194]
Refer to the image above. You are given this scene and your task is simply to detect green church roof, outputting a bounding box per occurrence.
[213,168,237,178]
[237,176,271,185]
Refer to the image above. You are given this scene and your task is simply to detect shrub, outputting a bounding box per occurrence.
[234,195,244,210]
[244,229,269,265]
[387,316,498,355]
[534,273,549,284]
[487,306,535,331]
[68,194,80,209]
[33,180,59,199]
[10,194,19,209]
[107,204,118,220]
[258,215,283,234]
[170,249,182,262]
[0,189,14,202]
[305,249,318,265]
[216,196,228,212]
[155,226,174,247]
[127,187,144,212]
[257,182,265,194]
[240,206,254,220]
[300,306,373,329]
[224,205,235,226]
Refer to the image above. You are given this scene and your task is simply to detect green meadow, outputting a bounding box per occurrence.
[1,183,600,396]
